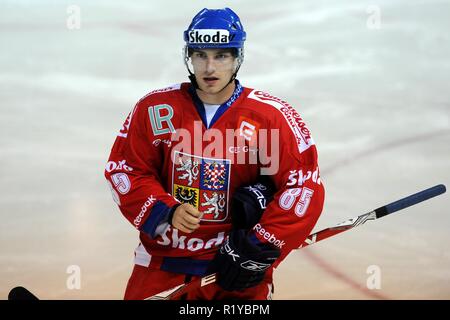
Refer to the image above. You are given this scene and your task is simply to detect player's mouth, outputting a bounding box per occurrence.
[203,77,219,86]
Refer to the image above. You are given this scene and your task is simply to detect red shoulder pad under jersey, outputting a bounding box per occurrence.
[104,85,181,236]
[245,89,325,267]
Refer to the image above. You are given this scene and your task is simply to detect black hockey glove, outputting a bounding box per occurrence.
[210,229,281,291]
[231,177,276,230]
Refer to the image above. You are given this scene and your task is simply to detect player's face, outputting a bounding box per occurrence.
[189,49,237,94]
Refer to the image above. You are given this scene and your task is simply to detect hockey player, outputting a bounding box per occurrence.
[104,7,325,300]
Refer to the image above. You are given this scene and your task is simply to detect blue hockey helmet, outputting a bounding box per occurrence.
[183,8,246,50]
[183,8,246,90]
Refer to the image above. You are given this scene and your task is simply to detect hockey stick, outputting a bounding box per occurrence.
[299,183,446,248]
[146,184,446,300]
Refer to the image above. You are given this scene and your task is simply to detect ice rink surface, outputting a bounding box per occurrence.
[0,0,449,299]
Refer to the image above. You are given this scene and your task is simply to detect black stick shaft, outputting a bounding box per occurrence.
[375,184,446,218]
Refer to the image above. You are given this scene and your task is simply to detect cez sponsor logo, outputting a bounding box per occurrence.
[157,227,225,252]
[133,196,156,227]
[253,224,286,249]
[239,121,256,142]
[188,29,235,44]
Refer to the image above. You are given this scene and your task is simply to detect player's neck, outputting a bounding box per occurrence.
[196,82,236,105]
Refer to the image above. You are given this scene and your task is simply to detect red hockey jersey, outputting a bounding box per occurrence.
[104,81,325,275]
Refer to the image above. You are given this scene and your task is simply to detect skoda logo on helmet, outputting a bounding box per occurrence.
[188,29,236,44]
[183,7,246,49]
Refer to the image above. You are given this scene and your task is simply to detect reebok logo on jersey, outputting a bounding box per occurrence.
[133,196,156,227]
[253,224,286,249]
[188,29,235,44]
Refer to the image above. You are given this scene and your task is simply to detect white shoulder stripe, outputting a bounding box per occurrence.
[146,83,182,96]
[247,90,314,153]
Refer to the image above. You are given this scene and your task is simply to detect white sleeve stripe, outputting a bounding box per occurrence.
[247,89,314,153]
[134,243,152,267]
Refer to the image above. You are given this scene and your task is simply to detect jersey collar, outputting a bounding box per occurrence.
[188,80,244,129]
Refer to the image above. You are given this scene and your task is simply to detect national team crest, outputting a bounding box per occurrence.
[172,151,230,222]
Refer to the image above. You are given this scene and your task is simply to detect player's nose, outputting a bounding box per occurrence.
[205,57,216,74]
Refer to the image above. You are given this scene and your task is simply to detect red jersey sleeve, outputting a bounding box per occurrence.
[252,102,325,266]
[104,100,179,238]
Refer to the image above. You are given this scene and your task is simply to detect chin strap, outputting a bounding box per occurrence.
[188,72,200,90]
